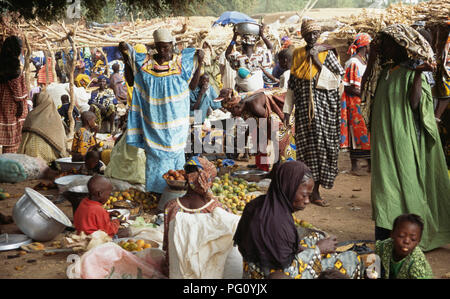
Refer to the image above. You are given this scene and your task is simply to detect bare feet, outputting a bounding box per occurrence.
[311,182,330,207]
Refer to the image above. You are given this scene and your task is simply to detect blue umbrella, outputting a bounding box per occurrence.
[213,11,257,26]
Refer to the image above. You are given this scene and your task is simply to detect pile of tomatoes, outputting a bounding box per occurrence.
[162,169,186,181]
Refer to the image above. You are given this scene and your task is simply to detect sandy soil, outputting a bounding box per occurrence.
[1,151,449,279]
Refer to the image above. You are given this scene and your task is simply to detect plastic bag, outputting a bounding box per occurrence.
[0,157,27,183]
[66,242,167,279]
[45,83,91,107]
[0,154,48,182]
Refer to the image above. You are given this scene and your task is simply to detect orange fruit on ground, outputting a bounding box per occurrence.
[136,239,145,249]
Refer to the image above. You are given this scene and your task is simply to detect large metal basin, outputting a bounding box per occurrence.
[235,22,261,36]
[54,174,91,193]
[12,188,72,242]
[55,157,85,172]
[231,169,269,182]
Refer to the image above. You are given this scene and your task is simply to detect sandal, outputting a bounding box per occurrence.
[311,199,330,207]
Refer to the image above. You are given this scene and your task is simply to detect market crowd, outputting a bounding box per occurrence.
[0,16,449,279]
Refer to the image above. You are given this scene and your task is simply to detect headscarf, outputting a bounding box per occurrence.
[0,35,23,83]
[361,24,436,128]
[185,156,217,198]
[233,160,311,270]
[22,92,67,156]
[134,43,147,54]
[347,33,372,56]
[301,19,321,37]
[97,74,110,85]
[281,36,292,49]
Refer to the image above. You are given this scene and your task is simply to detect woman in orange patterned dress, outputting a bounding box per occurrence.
[340,33,372,175]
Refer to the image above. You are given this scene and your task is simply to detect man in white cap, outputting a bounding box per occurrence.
[119,29,204,194]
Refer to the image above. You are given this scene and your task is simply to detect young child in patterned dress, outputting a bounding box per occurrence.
[375,214,433,279]
[71,111,98,162]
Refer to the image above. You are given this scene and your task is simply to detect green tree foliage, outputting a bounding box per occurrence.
[0,0,208,22]
[0,0,430,23]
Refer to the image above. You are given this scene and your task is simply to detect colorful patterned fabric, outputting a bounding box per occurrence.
[375,238,433,279]
[0,73,28,149]
[125,43,196,193]
[301,19,321,37]
[347,33,372,56]
[37,57,55,85]
[361,24,436,127]
[371,65,450,251]
[228,47,272,72]
[90,88,118,108]
[236,89,296,168]
[185,156,217,199]
[92,59,107,77]
[340,57,371,151]
[75,73,91,88]
[89,88,117,126]
[436,32,450,99]
[243,229,364,279]
[71,127,96,156]
[288,50,344,189]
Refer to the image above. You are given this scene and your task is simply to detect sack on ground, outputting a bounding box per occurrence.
[0,154,48,183]
[66,242,167,279]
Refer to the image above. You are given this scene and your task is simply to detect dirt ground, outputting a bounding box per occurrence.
[1,151,449,279]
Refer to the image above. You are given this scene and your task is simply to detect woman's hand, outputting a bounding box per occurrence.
[259,23,266,37]
[196,49,205,65]
[316,235,337,254]
[232,26,238,41]
[415,61,436,73]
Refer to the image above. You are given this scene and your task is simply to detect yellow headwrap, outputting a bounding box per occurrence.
[134,43,147,54]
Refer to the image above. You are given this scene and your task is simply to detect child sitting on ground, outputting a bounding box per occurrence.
[71,111,99,162]
[73,175,128,237]
[79,150,106,175]
[375,214,433,279]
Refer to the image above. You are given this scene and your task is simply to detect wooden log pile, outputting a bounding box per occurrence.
[335,0,449,38]
[10,16,217,51]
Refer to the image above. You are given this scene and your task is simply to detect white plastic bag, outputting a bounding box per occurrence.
[66,242,167,279]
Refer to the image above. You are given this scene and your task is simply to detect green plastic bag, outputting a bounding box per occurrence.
[0,158,27,183]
